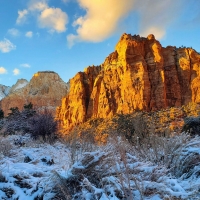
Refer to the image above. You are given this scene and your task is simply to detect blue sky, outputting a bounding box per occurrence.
[0,0,199,86]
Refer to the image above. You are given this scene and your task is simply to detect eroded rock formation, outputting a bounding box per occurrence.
[57,33,200,131]
[0,71,68,115]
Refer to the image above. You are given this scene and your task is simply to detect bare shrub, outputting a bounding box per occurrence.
[109,136,143,200]
[0,137,13,157]
[28,109,58,143]
[131,133,189,168]
[53,151,112,199]
[62,127,97,166]
[52,171,71,200]
[54,136,144,199]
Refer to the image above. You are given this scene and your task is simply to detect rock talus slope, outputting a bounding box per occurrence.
[57,33,200,131]
[0,71,68,115]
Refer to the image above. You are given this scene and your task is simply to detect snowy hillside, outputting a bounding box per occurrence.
[0,133,200,199]
[0,79,28,101]
[0,85,11,100]
[9,79,28,93]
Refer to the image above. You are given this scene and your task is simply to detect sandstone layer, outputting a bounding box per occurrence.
[57,33,200,131]
[0,71,68,115]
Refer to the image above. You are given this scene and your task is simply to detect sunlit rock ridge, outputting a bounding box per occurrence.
[0,71,68,115]
[56,33,200,131]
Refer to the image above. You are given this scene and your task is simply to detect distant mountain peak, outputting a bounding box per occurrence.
[0,84,11,100]
[0,71,68,115]
[10,79,29,94]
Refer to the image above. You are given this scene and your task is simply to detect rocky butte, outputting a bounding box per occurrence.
[56,33,200,132]
[0,71,68,116]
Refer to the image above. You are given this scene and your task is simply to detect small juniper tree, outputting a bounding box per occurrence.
[24,102,33,110]
[8,107,19,117]
[0,109,4,119]
[4,103,36,135]
[22,102,36,118]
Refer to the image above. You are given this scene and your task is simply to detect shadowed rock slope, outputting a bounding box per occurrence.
[0,71,68,115]
[56,33,200,131]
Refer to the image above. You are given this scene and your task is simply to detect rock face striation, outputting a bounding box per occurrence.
[0,71,68,115]
[57,33,200,131]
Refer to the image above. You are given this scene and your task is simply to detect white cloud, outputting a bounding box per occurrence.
[135,0,185,39]
[20,63,31,68]
[16,0,68,33]
[8,28,20,37]
[16,9,28,25]
[28,1,48,11]
[13,68,20,75]
[0,67,7,74]
[25,31,33,38]
[0,39,16,53]
[67,0,134,46]
[140,27,166,40]
[38,8,68,33]
[67,34,80,48]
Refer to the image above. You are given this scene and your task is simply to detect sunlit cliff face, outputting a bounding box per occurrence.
[33,73,39,77]
[56,33,200,132]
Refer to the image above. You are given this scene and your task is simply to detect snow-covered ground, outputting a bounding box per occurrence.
[0,135,70,200]
[0,134,200,199]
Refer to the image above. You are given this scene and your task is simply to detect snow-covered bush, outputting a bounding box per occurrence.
[170,136,200,178]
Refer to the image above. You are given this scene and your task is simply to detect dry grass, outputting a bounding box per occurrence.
[0,136,13,157]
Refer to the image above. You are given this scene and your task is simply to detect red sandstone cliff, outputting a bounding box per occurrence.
[0,71,68,116]
[57,33,200,131]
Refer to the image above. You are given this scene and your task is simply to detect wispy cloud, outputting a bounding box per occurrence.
[135,0,187,39]
[25,31,33,38]
[140,27,165,40]
[13,68,20,75]
[28,0,48,11]
[38,8,68,33]
[20,63,31,68]
[67,0,134,46]
[16,0,68,33]
[16,9,28,25]
[0,39,16,53]
[8,28,20,37]
[0,67,7,74]
[62,0,70,3]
